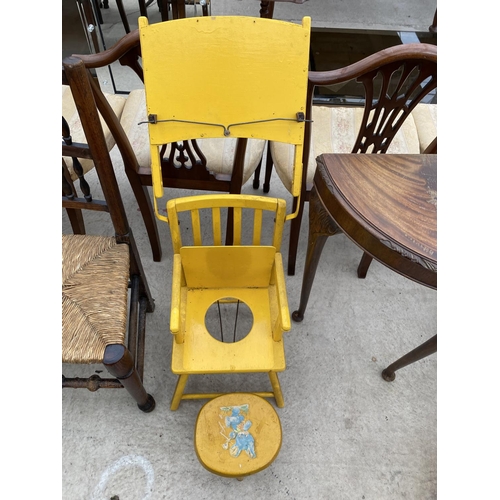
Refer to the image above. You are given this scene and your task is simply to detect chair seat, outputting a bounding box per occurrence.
[62,234,129,364]
[172,286,286,373]
[172,246,286,374]
[411,103,437,153]
[118,89,266,184]
[271,105,421,192]
[62,85,127,180]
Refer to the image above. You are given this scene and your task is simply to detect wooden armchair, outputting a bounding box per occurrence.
[62,56,156,412]
[256,43,437,276]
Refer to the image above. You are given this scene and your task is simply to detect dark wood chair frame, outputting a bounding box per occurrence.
[62,56,156,412]
[260,43,437,276]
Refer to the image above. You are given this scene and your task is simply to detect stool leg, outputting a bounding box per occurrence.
[170,374,189,410]
[268,372,284,408]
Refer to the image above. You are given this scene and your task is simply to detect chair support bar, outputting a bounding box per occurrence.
[140,112,312,136]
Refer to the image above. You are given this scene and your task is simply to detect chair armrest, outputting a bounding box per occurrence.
[273,253,291,340]
[73,30,141,70]
[170,254,182,337]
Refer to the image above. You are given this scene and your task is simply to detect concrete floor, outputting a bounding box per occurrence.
[61,1,438,498]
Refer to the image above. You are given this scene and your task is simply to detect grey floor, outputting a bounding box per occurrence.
[61,2,438,499]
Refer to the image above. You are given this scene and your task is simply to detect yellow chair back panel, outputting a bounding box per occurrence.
[138,16,311,201]
[181,246,276,288]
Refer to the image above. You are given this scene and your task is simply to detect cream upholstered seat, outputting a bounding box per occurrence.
[411,103,437,153]
[62,85,126,180]
[271,105,421,192]
[117,89,266,185]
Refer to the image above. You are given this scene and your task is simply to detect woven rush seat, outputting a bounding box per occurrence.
[62,234,129,364]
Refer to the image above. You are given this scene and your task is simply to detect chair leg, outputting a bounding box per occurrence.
[263,142,273,194]
[103,344,156,412]
[125,169,162,262]
[357,252,373,279]
[252,159,262,190]
[66,207,86,235]
[115,0,131,34]
[170,374,189,410]
[287,195,305,276]
[268,372,284,407]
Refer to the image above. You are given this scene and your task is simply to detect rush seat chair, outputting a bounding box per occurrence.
[137,15,311,408]
[62,56,156,412]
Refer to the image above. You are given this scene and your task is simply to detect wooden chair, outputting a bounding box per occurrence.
[255,43,437,276]
[137,15,311,409]
[62,62,162,263]
[166,194,291,410]
[62,56,156,412]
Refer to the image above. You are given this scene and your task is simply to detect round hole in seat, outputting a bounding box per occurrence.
[204,297,253,343]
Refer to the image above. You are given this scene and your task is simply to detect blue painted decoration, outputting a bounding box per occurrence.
[218,404,256,459]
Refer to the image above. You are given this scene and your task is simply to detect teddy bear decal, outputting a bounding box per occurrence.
[218,404,256,459]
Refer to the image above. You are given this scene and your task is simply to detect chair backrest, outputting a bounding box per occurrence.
[308,43,437,154]
[138,16,311,220]
[166,194,287,254]
[62,56,129,238]
[62,56,149,283]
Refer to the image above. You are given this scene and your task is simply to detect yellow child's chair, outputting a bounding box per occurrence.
[167,195,289,409]
[138,15,311,409]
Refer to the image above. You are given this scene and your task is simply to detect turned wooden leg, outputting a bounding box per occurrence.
[292,187,340,322]
[103,344,155,412]
[382,335,437,382]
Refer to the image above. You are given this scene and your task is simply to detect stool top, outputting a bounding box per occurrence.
[194,393,282,478]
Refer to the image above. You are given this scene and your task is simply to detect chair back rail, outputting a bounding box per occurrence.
[166,194,287,254]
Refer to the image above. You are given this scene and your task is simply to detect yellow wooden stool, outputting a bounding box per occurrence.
[194,393,282,479]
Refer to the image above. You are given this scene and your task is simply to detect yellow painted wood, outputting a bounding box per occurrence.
[180,246,274,288]
[138,15,311,212]
[166,194,290,408]
[194,393,282,478]
[167,194,287,252]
